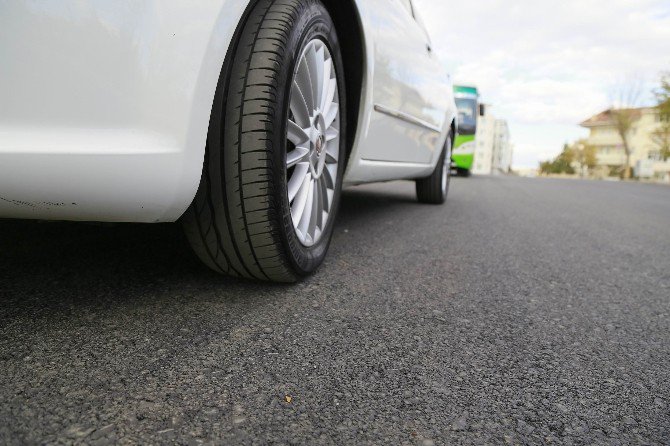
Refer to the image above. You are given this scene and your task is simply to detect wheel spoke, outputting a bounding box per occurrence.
[319,175,330,214]
[308,45,321,111]
[291,172,312,227]
[325,131,338,164]
[323,163,336,189]
[326,147,338,164]
[311,178,321,234]
[287,147,309,168]
[288,119,310,146]
[324,101,339,129]
[288,163,309,203]
[313,45,325,109]
[321,77,336,117]
[320,58,333,112]
[290,80,310,127]
[297,57,315,112]
[297,178,315,237]
[325,127,338,142]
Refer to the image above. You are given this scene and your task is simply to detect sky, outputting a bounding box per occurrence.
[412,0,670,168]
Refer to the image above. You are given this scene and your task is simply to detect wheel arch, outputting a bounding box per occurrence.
[176,0,261,221]
[183,0,366,218]
[320,0,366,165]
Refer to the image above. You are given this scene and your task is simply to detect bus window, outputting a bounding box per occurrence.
[456,97,477,135]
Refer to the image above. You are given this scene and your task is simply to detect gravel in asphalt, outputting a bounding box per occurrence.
[1,176,669,445]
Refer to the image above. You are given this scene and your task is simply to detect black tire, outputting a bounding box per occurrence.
[182,0,346,282]
[456,167,471,177]
[416,133,452,204]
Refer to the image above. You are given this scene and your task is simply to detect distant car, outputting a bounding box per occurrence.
[0,0,456,282]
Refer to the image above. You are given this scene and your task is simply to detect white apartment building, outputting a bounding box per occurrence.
[580,107,670,180]
[472,106,513,175]
[472,107,494,175]
[492,119,512,173]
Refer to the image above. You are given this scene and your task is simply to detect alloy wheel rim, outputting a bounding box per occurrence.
[442,138,452,195]
[286,39,340,247]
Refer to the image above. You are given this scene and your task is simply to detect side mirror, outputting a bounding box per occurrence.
[479,104,486,117]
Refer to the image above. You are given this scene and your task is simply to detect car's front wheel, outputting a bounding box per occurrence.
[182,0,346,282]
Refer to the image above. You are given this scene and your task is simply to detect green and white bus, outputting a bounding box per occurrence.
[452,85,482,176]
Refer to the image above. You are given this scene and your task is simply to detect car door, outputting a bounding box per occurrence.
[360,0,449,164]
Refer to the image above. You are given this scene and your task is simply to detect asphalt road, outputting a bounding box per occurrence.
[1,176,669,445]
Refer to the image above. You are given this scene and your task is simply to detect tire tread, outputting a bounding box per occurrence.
[416,134,452,205]
[183,0,314,282]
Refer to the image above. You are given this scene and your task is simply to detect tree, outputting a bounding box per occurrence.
[539,144,576,175]
[611,108,637,178]
[655,72,670,122]
[582,144,598,170]
[573,140,598,176]
[652,73,670,161]
[609,80,642,179]
[651,124,670,161]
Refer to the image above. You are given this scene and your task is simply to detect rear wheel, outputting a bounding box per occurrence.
[456,167,471,177]
[182,0,346,282]
[416,134,452,204]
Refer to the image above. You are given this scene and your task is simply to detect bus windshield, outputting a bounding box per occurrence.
[456,97,477,135]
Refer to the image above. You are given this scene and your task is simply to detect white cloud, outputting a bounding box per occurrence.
[412,0,670,167]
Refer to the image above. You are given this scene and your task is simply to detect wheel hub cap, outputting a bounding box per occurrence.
[315,134,324,155]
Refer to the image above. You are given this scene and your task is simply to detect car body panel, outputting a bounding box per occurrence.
[0,0,247,221]
[0,0,455,222]
[343,0,455,184]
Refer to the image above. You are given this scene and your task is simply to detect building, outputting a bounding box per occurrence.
[492,119,512,173]
[472,106,494,175]
[580,107,670,180]
[472,106,513,175]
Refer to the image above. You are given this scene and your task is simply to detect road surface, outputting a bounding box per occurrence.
[1,176,669,445]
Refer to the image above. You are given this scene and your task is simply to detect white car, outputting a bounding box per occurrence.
[0,0,456,282]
